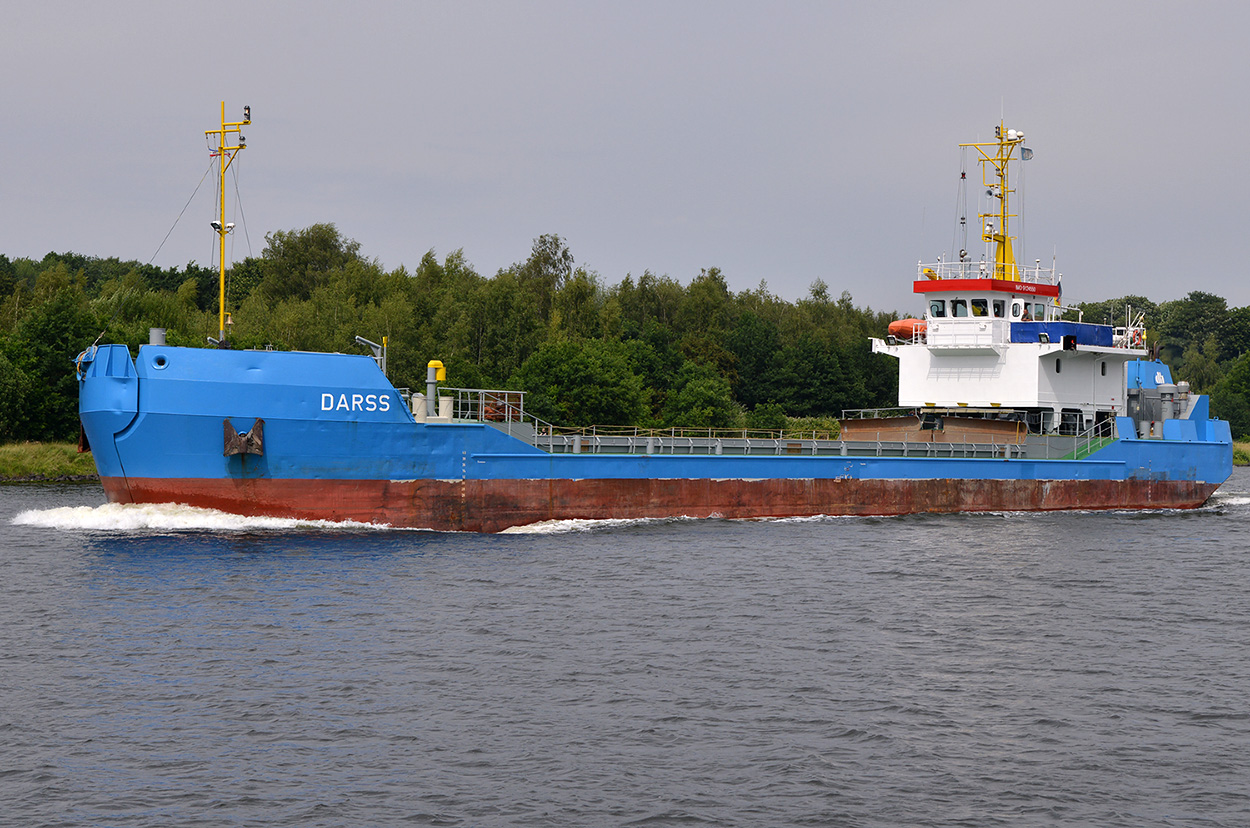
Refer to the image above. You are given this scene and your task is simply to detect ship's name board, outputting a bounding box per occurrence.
[321,392,392,413]
[913,279,1059,297]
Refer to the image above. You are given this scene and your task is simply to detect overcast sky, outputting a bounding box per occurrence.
[5,1,1249,315]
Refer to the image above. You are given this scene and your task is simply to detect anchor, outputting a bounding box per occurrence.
[223,418,264,456]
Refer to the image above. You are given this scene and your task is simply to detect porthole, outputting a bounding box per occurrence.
[153,355,168,370]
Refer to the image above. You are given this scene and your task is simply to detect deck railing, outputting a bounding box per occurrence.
[1053,418,1119,460]
[432,389,1118,461]
[917,259,1058,285]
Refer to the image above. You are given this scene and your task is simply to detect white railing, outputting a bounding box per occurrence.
[1112,326,1147,350]
[925,319,1009,348]
[423,391,1124,460]
[442,387,530,424]
[917,259,1058,285]
[1035,418,1119,459]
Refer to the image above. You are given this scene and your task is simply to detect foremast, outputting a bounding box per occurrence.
[205,102,251,345]
[961,122,1031,282]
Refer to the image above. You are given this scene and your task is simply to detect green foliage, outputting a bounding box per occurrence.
[510,339,647,426]
[551,268,602,341]
[661,362,741,429]
[1211,352,1250,439]
[1179,335,1223,392]
[618,322,684,420]
[1158,291,1227,346]
[258,223,366,302]
[0,229,939,443]
[745,401,787,430]
[1074,295,1158,328]
[228,257,265,306]
[0,255,15,299]
[766,334,859,417]
[0,351,27,443]
[612,271,684,332]
[1224,307,1250,360]
[728,309,781,409]
[784,414,842,439]
[3,278,100,441]
[509,233,574,325]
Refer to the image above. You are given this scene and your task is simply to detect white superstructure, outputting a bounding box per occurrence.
[870,123,1148,434]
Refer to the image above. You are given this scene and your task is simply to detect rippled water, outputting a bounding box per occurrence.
[4,471,1250,827]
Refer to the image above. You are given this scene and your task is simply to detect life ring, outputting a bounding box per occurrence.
[1131,330,1144,348]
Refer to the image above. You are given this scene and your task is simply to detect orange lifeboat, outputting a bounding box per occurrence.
[888,318,926,340]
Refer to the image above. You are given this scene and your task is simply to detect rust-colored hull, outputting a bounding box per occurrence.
[102,476,1220,533]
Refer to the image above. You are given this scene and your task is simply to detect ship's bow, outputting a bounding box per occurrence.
[77,344,139,500]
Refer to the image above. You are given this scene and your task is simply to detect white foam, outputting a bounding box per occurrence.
[764,514,841,524]
[501,516,678,534]
[11,502,392,532]
[1211,493,1250,505]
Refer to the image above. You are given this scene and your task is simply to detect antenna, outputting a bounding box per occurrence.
[960,121,1029,281]
[205,102,252,347]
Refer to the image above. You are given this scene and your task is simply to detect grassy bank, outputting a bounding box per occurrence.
[0,442,99,481]
[1236,442,1250,466]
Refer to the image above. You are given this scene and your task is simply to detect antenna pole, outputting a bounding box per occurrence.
[960,121,1028,281]
[205,101,250,345]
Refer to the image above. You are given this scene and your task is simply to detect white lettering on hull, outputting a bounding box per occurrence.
[320,392,392,413]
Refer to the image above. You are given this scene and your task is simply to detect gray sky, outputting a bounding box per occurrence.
[4,1,1248,315]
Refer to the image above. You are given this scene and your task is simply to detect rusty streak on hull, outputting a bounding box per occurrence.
[102,476,1219,533]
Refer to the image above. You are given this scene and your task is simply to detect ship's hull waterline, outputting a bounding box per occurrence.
[101,475,1221,533]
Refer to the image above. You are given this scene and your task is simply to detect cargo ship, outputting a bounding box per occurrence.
[75,109,1232,531]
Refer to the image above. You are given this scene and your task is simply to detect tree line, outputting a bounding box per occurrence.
[3,224,1250,443]
[0,226,895,442]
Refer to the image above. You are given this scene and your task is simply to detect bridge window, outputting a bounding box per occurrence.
[929,299,946,317]
[993,300,1005,317]
[971,299,988,317]
[951,299,968,317]
[1012,301,1024,319]
[1032,302,1047,321]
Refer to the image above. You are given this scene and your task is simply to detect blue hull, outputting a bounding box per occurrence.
[77,344,1234,531]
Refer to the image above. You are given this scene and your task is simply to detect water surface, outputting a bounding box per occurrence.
[4,471,1250,826]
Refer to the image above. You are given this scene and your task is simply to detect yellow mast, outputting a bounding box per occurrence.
[961,122,1029,281]
[205,102,250,344]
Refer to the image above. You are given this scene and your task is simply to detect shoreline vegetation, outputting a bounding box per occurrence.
[9,235,1250,450]
[0,442,99,482]
[4,439,1248,483]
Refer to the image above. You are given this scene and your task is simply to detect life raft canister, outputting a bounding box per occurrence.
[887,318,927,339]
